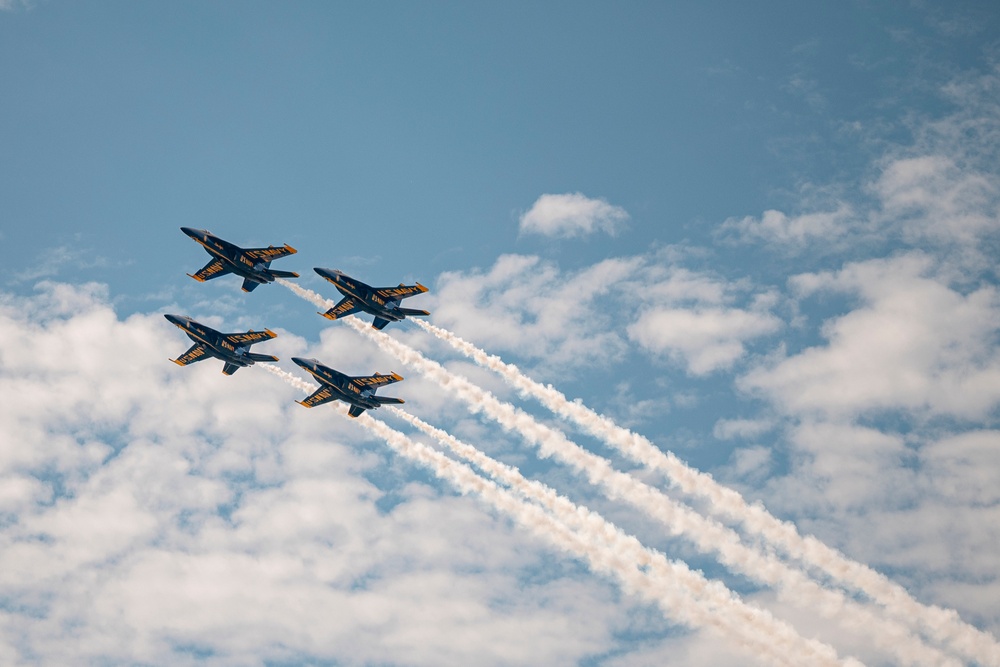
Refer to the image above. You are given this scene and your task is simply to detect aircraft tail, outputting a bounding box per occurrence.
[398,308,430,317]
[248,353,279,363]
[347,405,366,418]
[269,270,299,279]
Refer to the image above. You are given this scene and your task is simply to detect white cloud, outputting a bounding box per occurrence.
[720,69,1000,258]
[428,254,641,374]
[518,192,629,238]
[0,282,632,666]
[720,204,857,248]
[427,251,782,377]
[713,418,775,441]
[741,253,1000,420]
[871,154,999,244]
[628,307,782,375]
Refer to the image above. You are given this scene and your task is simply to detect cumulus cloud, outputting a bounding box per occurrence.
[870,154,999,244]
[428,254,642,373]
[740,253,1000,420]
[427,251,782,377]
[0,282,628,666]
[719,204,857,249]
[518,193,629,238]
[628,307,782,375]
[719,69,1000,258]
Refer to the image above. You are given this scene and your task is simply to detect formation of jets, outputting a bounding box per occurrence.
[169,228,429,416]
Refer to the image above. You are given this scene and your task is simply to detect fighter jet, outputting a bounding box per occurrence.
[314,268,429,330]
[165,314,279,375]
[181,227,300,293]
[292,357,404,417]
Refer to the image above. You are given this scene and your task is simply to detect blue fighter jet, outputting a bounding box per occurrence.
[165,314,278,375]
[314,268,429,330]
[181,227,299,292]
[292,357,404,417]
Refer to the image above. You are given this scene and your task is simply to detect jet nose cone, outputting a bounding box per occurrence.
[314,267,342,280]
[164,313,186,326]
[180,227,207,239]
[292,357,319,372]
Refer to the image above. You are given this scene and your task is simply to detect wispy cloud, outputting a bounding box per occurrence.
[519,193,629,239]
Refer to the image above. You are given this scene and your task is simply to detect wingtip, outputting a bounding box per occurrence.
[294,400,312,408]
[285,244,297,254]
[416,282,428,292]
[391,372,403,381]
[319,311,337,320]
[187,273,206,283]
[264,329,277,337]
[169,358,185,366]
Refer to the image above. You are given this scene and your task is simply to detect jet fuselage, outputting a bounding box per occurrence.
[292,357,384,410]
[182,227,281,286]
[165,314,275,372]
[315,268,407,321]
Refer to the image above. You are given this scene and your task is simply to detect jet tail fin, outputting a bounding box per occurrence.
[248,353,279,363]
[242,279,262,293]
[397,308,430,317]
[347,405,366,418]
[268,270,299,279]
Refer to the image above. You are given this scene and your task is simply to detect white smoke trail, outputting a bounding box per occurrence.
[412,318,1000,666]
[385,408,958,667]
[259,361,859,667]
[276,280,963,666]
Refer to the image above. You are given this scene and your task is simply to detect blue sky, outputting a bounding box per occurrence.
[2,2,1000,665]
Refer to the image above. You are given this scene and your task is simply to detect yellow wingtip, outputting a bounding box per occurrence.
[187,273,206,283]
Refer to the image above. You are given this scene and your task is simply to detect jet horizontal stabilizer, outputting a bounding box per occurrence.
[396,307,430,317]
[373,396,404,405]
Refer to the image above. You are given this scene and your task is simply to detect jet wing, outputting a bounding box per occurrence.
[296,385,339,408]
[223,329,277,345]
[374,283,428,300]
[321,297,362,320]
[188,258,231,283]
[171,344,210,366]
[244,245,297,261]
[352,372,403,388]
